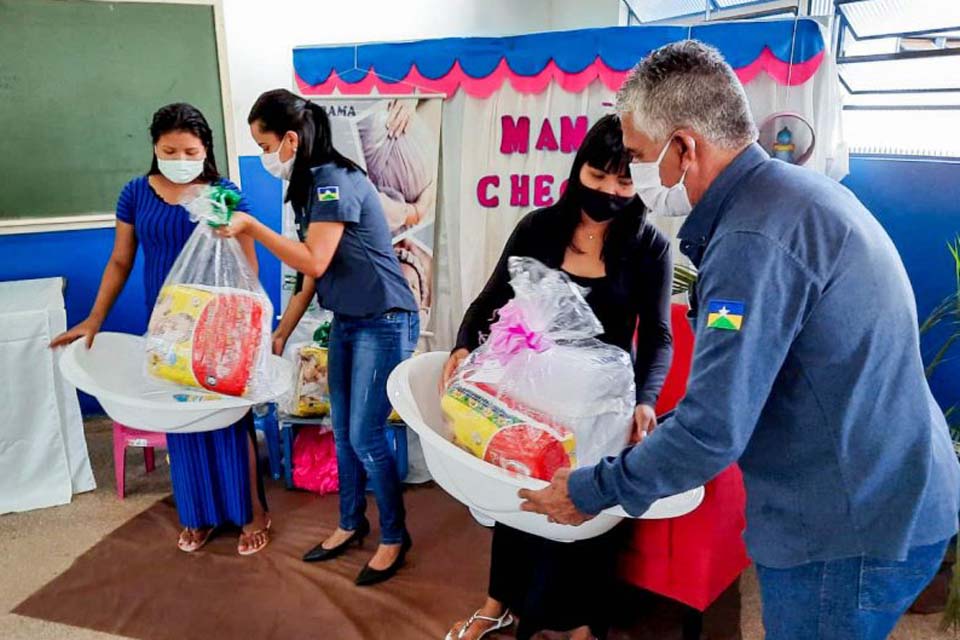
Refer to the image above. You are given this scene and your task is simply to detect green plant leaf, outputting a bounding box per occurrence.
[672,263,699,296]
[921,236,960,382]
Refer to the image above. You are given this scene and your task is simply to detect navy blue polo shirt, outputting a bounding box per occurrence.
[297,163,417,318]
[568,143,960,568]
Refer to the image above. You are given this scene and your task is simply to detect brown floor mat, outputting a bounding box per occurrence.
[13,480,741,640]
[14,483,492,640]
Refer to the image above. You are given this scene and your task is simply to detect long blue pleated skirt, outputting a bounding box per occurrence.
[166,413,257,529]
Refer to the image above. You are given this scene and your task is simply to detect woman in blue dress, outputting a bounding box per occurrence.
[51,103,271,556]
[218,89,419,586]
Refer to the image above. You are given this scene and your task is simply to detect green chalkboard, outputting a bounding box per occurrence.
[0,0,227,220]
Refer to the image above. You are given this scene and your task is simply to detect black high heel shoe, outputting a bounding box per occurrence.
[354,532,412,586]
[302,519,370,563]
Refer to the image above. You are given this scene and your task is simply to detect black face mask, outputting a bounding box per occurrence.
[578,185,635,222]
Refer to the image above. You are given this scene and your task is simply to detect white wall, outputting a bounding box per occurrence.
[221,0,621,156]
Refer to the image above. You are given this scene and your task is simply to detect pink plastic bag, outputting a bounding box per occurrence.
[292,429,339,495]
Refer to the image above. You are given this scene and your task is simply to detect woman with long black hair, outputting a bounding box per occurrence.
[441,114,674,640]
[218,89,419,586]
[51,103,271,556]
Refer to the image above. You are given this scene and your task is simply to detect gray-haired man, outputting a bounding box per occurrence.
[520,40,959,639]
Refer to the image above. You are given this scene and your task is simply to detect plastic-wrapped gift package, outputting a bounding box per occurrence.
[286,343,414,422]
[442,379,576,480]
[292,344,330,417]
[443,257,635,481]
[145,185,273,400]
[280,322,331,418]
[146,285,265,397]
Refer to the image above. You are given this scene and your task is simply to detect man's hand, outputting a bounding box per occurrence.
[518,468,594,526]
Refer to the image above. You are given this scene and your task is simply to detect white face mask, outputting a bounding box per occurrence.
[261,136,294,180]
[629,137,693,217]
[156,156,204,184]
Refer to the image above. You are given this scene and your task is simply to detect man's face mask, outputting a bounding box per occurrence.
[629,136,693,218]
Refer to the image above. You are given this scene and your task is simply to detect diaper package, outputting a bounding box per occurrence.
[443,257,635,481]
[281,316,417,421]
[145,185,273,399]
[442,379,576,480]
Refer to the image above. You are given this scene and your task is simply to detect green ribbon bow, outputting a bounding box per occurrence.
[205,185,243,228]
[312,321,332,348]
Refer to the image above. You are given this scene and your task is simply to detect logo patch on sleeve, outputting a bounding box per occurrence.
[317,186,340,202]
[707,299,745,331]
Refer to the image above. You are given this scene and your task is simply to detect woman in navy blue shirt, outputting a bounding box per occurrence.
[220,89,419,586]
[51,104,271,556]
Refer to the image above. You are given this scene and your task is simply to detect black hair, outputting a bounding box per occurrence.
[553,114,645,262]
[148,103,221,182]
[247,89,363,214]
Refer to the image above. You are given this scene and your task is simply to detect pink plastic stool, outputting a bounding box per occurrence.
[113,423,167,499]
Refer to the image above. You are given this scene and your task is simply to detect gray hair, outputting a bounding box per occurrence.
[616,40,758,149]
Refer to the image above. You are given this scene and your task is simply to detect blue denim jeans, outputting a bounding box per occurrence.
[328,310,419,544]
[756,538,950,640]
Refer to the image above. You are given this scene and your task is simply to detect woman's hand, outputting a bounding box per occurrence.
[409,180,435,226]
[440,348,469,393]
[631,404,658,443]
[214,211,256,239]
[50,316,102,350]
[271,328,291,357]
[402,202,420,228]
[386,99,417,138]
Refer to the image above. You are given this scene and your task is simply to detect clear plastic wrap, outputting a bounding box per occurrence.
[144,185,274,400]
[443,257,635,481]
[284,343,330,417]
[281,322,332,418]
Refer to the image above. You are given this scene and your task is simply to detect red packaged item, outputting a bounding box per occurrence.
[192,292,265,396]
[145,185,273,400]
[442,377,576,481]
[484,424,572,480]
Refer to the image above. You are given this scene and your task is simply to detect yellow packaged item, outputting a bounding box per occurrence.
[442,378,575,481]
[293,344,330,417]
[146,284,267,397]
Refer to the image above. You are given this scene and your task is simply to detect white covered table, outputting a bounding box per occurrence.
[0,277,95,513]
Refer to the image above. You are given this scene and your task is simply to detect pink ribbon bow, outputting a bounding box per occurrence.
[484,302,552,365]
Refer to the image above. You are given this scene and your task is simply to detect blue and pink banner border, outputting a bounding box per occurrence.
[294,20,825,98]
